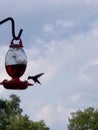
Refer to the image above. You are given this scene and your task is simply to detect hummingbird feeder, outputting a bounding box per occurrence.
[0,17,34,90]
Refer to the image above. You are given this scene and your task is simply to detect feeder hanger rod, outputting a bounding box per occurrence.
[0,17,23,40]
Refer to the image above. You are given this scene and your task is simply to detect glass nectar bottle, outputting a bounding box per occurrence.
[5,39,27,81]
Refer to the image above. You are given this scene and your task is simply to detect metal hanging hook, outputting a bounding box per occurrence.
[0,17,23,40]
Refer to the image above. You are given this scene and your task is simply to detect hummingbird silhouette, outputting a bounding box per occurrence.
[28,73,44,84]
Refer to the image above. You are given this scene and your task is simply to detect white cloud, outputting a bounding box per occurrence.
[57,19,75,28]
[43,24,54,33]
[34,103,78,128]
[0,45,10,93]
[25,38,74,84]
[70,94,80,102]
[0,87,5,94]
[24,17,98,89]
[79,73,92,86]
[46,19,98,113]
[78,59,98,86]
[35,104,56,126]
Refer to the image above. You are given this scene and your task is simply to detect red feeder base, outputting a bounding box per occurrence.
[0,79,33,90]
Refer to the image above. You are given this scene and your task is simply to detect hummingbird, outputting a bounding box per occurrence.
[27,73,44,84]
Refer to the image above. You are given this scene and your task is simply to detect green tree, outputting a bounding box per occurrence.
[0,100,6,130]
[68,107,98,130]
[6,94,22,116]
[29,120,50,130]
[0,94,50,130]
[6,115,31,130]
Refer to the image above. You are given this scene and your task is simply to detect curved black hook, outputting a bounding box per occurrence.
[0,17,23,40]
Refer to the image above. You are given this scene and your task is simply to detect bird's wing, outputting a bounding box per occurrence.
[35,73,44,78]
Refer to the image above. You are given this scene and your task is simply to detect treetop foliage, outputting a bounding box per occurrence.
[0,94,50,130]
[68,107,98,130]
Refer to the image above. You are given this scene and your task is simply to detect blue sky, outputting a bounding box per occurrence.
[0,0,98,129]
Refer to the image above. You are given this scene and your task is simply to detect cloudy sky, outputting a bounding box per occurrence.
[0,0,98,129]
